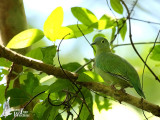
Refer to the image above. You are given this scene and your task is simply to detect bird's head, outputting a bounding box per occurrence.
[91,37,111,53]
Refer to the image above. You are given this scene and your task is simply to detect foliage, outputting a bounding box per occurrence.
[1,1,159,120]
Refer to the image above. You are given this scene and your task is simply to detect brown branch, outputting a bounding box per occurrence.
[0,44,160,117]
[0,45,78,80]
[77,82,160,117]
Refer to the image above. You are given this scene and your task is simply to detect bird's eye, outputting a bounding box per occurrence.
[101,40,105,43]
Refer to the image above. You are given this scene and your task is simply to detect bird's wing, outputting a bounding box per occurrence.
[95,52,145,97]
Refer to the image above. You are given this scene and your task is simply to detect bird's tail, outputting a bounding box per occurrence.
[137,88,146,99]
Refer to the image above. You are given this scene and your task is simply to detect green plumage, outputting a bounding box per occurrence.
[92,37,145,98]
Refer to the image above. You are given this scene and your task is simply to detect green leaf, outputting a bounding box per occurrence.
[150,45,160,61]
[110,0,123,14]
[71,7,98,26]
[33,102,47,119]
[62,62,86,73]
[120,22,127,40]
[98,14,116,30]
[0,85,6,104]
[79,88,93,120]
[42,106,62,120]
[33,85,49,100]
[95,94,112,111]
[84,58,93,70]
[77,71,104,82]
[0,58,12,67]
[49,79,72,93]
[110,27,116,42]
[23,72,39,95]
[65,24,93,39]
[6,88,30,107]
[7,29,44,49]
[33,101,62,120]
[41,45,57,65]
[0,105,3,117]
[1,69,9,75]
[26,47,43,60]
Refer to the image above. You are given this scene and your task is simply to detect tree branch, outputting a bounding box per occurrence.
[77,82,160,117]
[0,45,78,80]
[0,44,160,117]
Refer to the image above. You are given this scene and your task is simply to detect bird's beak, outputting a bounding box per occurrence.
[91,42,96,46]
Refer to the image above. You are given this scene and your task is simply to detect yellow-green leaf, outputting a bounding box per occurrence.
[66,24,93,39]
[55,24,93,40]
[110,0,123,14]
[77,71,104,82]
[98,14,116,30]
[43,7,64,41]
[71,7,98,26]
[51,27,73,41]
[7,29,44,49]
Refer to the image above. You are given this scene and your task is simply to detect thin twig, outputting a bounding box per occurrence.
[105,0,117,18]
[110,20,126,44]
[130,17,160,25]
[120,0,160,82]
[142,30,160,88]
[12,91,45,120]
[75,59,94,73]
[112,41,160,49]
[76,21,96,53]
[129,0,138,15]
[57,34,94,119]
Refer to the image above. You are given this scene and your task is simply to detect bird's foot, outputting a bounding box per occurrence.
[110,85,116,90]
[120,88,126,93]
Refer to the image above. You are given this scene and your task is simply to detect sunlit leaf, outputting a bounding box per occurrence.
[66,24,93,39]
[43,7,72,41]
[0,58,12,67]
[120,22,127,40]
[150,45,160,61]
[33,85,49,100]
[84,58,94,70]
[7,29,44,49]
[33,103,47,119]
[95,94,112,111]
[77,71,104,82]
[98,14,116,30]
[41,45,57,65]
[0,85,5,105]
[110,0,123,14]
[71,7,98,26]
[46,26,73,41]
[43,6,63,34]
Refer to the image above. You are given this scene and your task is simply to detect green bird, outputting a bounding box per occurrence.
[91,37,145,98]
